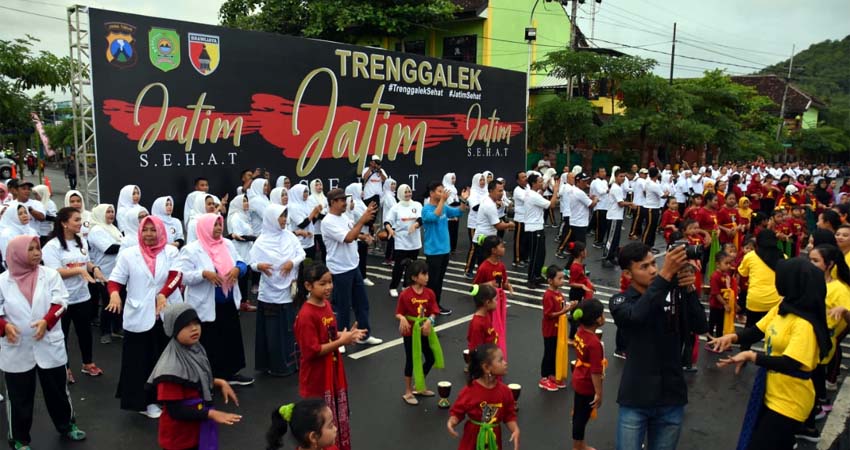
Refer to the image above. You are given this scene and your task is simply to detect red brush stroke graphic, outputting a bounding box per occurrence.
[102,93,524,159]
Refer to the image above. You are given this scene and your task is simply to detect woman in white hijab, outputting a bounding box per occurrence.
[151,196,185,248]
[0,202,35,267]
[64,190,92,238]
[275,175,290,190]
[88,204,124,343]
[287,184,321,260]
[384,184,422,297]
[116,184,142,235]
[464,173,486,276]
[345,182,375,286]
[186,194,219,243]
[31,184,57,239]
[247,178,270,236]
[442,172,461,253]
[308,179,328,263]
[248,204,305,376]
[227,194,257,313]
[118,207,150,251]
[381,178,398,265]
[269,187,288,207]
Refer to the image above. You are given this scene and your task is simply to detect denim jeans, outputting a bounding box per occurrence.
[331,268,372,337]
[616,405,684,450]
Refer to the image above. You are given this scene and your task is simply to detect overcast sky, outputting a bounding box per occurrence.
[2,0,848,101]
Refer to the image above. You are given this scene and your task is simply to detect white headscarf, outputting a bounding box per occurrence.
[249,204,303,286]
[270,187,287,206]
[345,182,366,212]
[63,189,87,212]
[469,173,484,207]
[116,184,142,231]
[226,194,253,237]
[90,203,123,242]
[64,189,93,235]
[571,165,583,176]
[183,190,203,227]
[309,179,327,208]
[0,202,34,236]
[275,176,289,189]
[609,166,621,186]
[382,178,398,211]
[152,196,183,242]
[121,206,149,241]
[397,184,412,207]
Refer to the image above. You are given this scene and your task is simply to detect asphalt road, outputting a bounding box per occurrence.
[5,170,828,449]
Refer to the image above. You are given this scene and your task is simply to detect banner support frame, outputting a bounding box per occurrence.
[67,4,98,205]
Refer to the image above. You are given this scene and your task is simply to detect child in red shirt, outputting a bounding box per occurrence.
[736,238,755,323]
[473,236,513,358]
[266,399,340,450]
[539,264,576,393]
[395,260,442,405]
[707,252,735,339]
[148,304,241,450]
[682,219,711,292]
[568,242,594,342]
[571,299,606,450]
[660,197,681,245]
[683,194,703,221]
[448,344,519,450]
[293,264,366,450]
[717,193,740,247]
[467,284,498,352]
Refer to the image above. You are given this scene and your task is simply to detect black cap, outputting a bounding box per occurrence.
[326,188,346,202]
[577,172,591,181]
[7,179,33,189]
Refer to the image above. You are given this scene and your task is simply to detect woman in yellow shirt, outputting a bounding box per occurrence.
[710,257,830,450]
[737,230,785,349]
[827,225,850,390]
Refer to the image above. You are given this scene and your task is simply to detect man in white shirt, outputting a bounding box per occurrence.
[556,170,573,255]
[563,173,596,247]
[362,156,388,206]
[590,167,610,249]
[512,171,529,268]
[628,169,648,240]
[604,169,632,268]
[524,173,560,287]
[642,167,666,249]
[321,188,382,345]
[465,179,515,278]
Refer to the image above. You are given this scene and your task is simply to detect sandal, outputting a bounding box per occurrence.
[402,393,419,405]
[414,390,435,397]
[81,364,104,377]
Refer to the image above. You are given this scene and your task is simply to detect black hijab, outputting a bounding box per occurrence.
[811,228,838,248]
[775,257,831,360]
[755,230,785,271]
[814,180,832,206]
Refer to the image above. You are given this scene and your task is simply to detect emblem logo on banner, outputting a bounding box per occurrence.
[188,33,220,75]
[149,27,180,72]
[105,22,137,68]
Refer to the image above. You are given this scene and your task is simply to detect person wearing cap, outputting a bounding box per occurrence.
[511,171,529,268]
[628,169,648,240]
[565,173,596,247]
[524,173,560,287]
[556,172,577,258]
[604,168,632,268]
[7,179,45,230]
[589,168,611,250]
[321,188,383,347]
[362,156,388,239]
[469,179,515,278]
[641,167,667,249]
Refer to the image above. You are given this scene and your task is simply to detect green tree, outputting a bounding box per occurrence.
[792,126,850,161]
[528,96,595,151]
[219,0,459,48]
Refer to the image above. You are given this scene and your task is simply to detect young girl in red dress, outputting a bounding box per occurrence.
[395,260,444,405]
[266,399,339,450]
[467,284,499,353]
[567,242,594,342]
[293,264,366,450]
[448,343,520,450]
[539,264,576,392]
[683,194,703,221]
[571,299,606,450]
[473,236,513,357]
[660,197,681,245]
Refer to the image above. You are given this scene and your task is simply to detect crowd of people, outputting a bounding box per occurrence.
[0,157,847,450]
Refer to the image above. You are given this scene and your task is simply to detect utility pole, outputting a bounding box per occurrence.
[567,0,579,98]
[776,44,795,163]
[668,22,676,84]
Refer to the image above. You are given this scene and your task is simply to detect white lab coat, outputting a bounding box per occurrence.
[0,267,68,373]
[175,240,243,322]
[108,245,182,333]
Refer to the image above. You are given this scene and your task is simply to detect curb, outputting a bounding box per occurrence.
[820,380,850,450]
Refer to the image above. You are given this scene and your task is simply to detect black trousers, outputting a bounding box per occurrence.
[448,219,460,253]
[742,309,768,351]
[804,365,827,429]
[97,283,122,336]
[558,216,571,242]
[708,307,725,338]
[390,249,420,290]
[384,236,394,261]
[527,230,546,283]
[117,322,167,411]
[557,218,574,253]
[61,300,93,365]
[615,328,627,354]
[541,336,557,378]
[642,207,661,247]
[314,234,327,263]
[357,240,368,279]
[605,219,623,262]
[5,365,75,446]
[827,328,848,384]
[570,226,588,247]
[403,335,435,378]
[747,406,799,450]
[67,174,77,190]
[464,228,477,274]
[426,253,450,307]
[593,210,609,245]
[200,301,246,379]
[572,392,595,441]
[630,206,647,237]
[512,222,525,264]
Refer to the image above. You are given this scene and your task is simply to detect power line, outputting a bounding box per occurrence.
[3,0,67,8]
[585,36,766,71]
[0,5,66,22]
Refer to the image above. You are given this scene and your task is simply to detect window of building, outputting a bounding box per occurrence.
[394,40,426,55]
[443,35,477,63]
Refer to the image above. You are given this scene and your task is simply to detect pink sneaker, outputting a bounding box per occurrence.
[550,377,567,389]
[537,377,558,392]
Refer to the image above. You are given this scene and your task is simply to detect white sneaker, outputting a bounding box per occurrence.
[139,403,162,419]
[826,381,838,391]
[389,289,399,297]
[363,278,375,287]
[356,336,383,345]
[339,345,346,354]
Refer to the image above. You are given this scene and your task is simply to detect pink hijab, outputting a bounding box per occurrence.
[138,216,167,276]
[6,235,40,303]
[196,214,234,294]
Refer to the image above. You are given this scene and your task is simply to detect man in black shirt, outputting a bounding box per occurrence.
[609,242,708,450]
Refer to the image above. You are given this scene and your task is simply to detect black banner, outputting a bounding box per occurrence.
[89,8,526,216]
